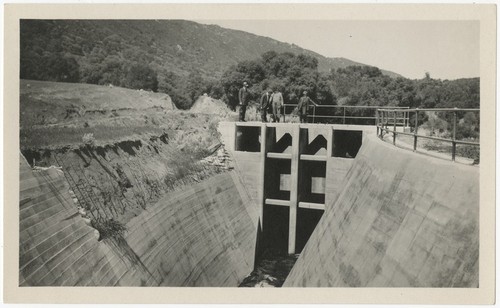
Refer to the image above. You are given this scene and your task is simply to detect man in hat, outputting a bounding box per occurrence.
[238,81,250,121]
[259,89,273,122]
[297,90,318,123]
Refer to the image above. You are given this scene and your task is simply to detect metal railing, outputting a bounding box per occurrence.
[376,107,480,161]
[283,104,410,125]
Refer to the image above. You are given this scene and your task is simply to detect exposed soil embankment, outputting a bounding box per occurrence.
[19,79,258,287]
[20,153,257,286]
[21,132,229,227]
[20,79,233,230]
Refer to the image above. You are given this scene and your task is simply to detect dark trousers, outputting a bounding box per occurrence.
[299,112,308,123]
[239,104,247,121]
[260,109,267,122]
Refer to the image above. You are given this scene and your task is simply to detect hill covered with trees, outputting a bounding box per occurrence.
[214,52,479,142]
[20,20,401,93]
[20,19,479,124]
[212,52,479,110]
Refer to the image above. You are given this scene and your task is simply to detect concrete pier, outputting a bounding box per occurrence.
[219,121,372,254]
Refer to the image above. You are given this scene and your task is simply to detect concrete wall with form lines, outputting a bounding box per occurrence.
[218,121,373,256]
[19,153,258,286]
[19,154,154,286]
[124,171,258,286]
[283,134,479,287]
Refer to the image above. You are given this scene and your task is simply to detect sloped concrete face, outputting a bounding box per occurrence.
[19,154,155,286]
[124,172,258,286]
[19,153,257,286]
[283,135,479,287]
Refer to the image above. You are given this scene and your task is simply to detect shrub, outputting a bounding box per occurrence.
[91,217,127,240]
[82,133,96,147]
[124,63,158,92]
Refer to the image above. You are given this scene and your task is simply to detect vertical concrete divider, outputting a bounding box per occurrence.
[258,123,266,228]
[327,126,333,158]
[288,125,300,254]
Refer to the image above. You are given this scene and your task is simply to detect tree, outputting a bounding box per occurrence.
[124,63,158,92]
[42,53,81,82]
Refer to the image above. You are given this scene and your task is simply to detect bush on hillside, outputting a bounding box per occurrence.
[124,63,158,92]
[91,217,127,240]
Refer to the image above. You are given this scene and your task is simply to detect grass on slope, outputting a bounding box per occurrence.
[20,79,175,127]
[20,80,227,154]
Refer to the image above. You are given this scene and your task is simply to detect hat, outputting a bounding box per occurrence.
[243,82,248,86]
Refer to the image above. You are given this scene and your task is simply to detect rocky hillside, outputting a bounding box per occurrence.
[20,80,236,227]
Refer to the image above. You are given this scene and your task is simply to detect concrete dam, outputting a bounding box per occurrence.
[19,122,479,287]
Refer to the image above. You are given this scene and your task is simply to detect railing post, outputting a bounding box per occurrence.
[376,109,379,136]
[343,106,346,124]
[413,108,419,151]
[312,105,316,124]
[393,110,397,145]
[452,108,457,161]
[382,110,385,138]
[379,110,383,138]
[383,110,387,134]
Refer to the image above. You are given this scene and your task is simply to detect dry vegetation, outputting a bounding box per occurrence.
[20,80,232,239]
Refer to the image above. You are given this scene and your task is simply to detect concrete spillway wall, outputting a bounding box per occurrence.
[124,171,258,286]
[20,121,479,288]
[283,134,479,287]
[218,121,370,255]
[19,153,258,286]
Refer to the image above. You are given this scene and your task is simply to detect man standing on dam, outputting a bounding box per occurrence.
[297,90,318,123]
[238,81,250,121]
[270,87,284,122]
[260,88,273,122]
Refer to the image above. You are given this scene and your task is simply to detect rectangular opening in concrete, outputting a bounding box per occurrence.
[295,207,324,253]
[235,126,261,152]
[266,127,292,154]
[332,130,363,158]
[264,158,291,201]
[299,160,326,204]
[262,204,290,255]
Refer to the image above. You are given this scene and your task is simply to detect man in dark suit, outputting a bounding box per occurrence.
[260,89,273,122]
[297,90,318,123]
[238,81,250,121]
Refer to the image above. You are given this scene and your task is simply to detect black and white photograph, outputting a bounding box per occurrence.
[3,3,496,305]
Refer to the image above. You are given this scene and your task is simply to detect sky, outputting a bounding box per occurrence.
[197,20,479,80]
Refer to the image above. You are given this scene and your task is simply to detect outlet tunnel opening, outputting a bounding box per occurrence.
[262,204,290,255]
[264,158,291,201]
[296,207,324,253]
[235,126,261,152]
[240,204,297,287]
[299,160,326,204]
[332,130,362,158]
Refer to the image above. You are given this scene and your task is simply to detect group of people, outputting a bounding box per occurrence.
[238,81,318,123]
